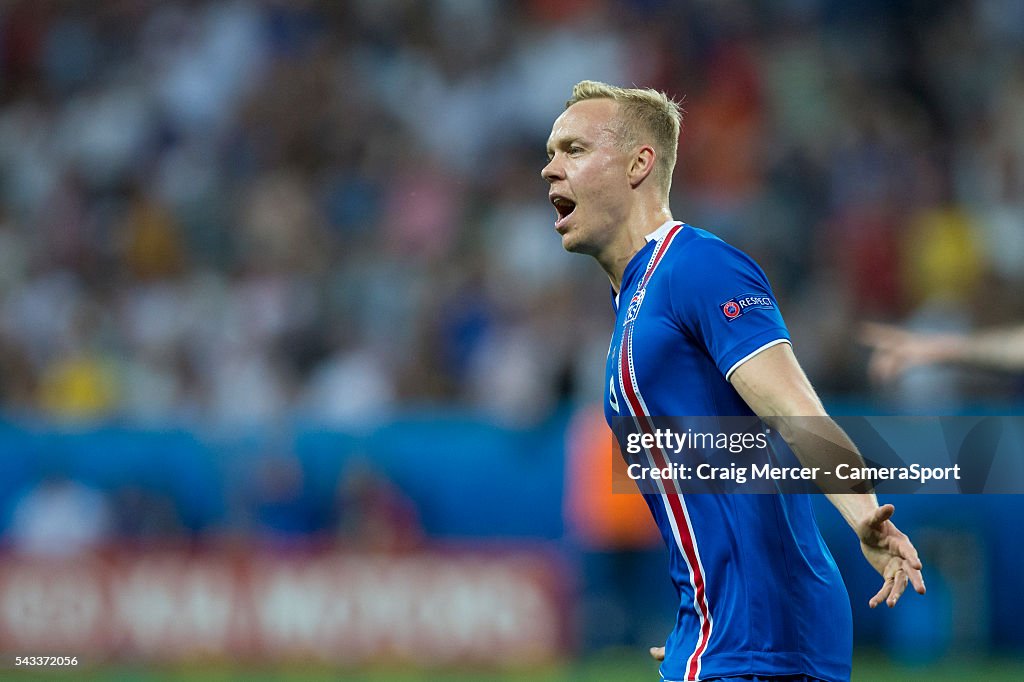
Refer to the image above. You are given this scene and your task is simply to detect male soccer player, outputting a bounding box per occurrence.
[543,81,925,682]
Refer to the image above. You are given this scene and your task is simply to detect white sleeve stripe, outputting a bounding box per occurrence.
[724,338,792,381]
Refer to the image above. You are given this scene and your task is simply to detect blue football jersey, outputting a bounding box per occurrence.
[603,222,852,682]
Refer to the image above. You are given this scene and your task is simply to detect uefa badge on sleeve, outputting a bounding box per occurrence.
[721,300,741,320]
[720,294,775,322]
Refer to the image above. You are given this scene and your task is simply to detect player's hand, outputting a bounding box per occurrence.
[649,646,665,661]
[859,322,961,383]
[856,503,926,608]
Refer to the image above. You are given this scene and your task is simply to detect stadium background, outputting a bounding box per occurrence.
[0,0,1022,679]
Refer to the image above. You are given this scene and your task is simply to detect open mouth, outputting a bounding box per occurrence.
[550,195,576,230]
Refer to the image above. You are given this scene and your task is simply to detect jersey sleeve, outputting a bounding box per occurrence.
[669,238,791,380]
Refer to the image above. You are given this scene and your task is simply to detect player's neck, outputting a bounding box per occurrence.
[599,204,673,293]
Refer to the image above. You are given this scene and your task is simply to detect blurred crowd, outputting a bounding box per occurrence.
[1,0,1022,428]
[5,456,422,555]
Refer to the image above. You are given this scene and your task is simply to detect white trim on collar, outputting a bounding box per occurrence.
[616,220,682,307]
[645,220,681,243]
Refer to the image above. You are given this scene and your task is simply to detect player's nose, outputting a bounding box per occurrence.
[541,158,562,184]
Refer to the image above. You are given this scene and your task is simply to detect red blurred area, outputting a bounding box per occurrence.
[0,546,570,666]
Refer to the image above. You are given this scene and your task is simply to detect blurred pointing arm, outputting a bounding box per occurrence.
[860,322,1024,382]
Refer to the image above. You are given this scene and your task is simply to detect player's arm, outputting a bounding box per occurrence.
[861,322,1024,382]
[729,343,926,608]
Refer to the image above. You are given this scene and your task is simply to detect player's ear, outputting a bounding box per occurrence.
[628,145,656,188]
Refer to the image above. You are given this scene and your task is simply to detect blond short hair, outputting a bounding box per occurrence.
[567,80,683,197]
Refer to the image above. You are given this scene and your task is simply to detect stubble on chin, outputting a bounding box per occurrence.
[560,227,586,254]
[561,231,602,259]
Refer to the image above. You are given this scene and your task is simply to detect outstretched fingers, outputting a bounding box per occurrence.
[886,569,909,607]
[894,531,926,595]
[869,576,894,609]
[863,504,926,607]
[904,554,926,595]
[901,541,923,570]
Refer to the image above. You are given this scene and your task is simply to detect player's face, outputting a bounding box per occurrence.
[542,99,633,255]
